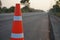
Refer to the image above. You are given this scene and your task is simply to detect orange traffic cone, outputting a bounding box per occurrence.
[10,4,24,40]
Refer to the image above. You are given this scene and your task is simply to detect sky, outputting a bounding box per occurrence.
[1,0,56,11]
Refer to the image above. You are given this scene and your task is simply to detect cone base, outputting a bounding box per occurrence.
[10,38,24,40]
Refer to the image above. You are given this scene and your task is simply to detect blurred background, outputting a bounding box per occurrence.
[0,0,60,40]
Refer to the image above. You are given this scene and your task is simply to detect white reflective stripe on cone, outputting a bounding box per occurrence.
[14,16,22,21]
[11,33,24,38]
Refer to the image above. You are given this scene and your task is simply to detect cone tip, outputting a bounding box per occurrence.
[14,3,22,16]
[16,3,20,6]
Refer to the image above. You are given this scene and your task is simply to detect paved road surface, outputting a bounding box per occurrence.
[50,15,60,40]
[0,12,50,40]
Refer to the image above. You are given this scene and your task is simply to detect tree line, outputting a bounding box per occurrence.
[49,0,60,13]
[0,0,31,13]
[0,0,44,13]
[49,0,60,17]
[0,6,15,13]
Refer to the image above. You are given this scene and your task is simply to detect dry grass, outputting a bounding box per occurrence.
[55,13,60,17]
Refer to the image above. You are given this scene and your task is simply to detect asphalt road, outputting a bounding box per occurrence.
[50,15,60,40]
[0,12,50,40]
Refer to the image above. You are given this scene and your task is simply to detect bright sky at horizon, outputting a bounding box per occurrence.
[1,0,56,11]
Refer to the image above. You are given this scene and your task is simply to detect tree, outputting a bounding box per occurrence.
[49,0,60,12]
[20,0,30,7]
[0,0,2,13]
[20,0,30,12]
[0,0,2,8]
[1,7,8,13]
[8,6,15,12]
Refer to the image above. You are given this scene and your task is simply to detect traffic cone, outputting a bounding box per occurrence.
[10,4,24,40]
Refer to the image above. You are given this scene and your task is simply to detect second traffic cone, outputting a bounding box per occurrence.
[10,4,24,40]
